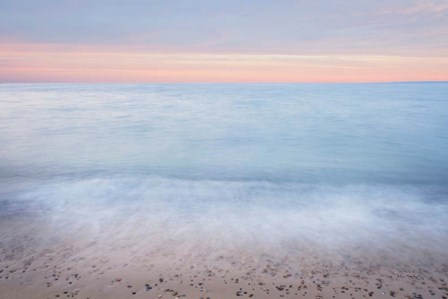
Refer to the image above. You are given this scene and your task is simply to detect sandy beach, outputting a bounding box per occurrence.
[1,208,447,299]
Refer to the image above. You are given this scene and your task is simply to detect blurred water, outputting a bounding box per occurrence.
[0,83,447,251]
[1,83,448,184]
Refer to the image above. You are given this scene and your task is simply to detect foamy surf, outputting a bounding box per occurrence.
[3,176,447,253]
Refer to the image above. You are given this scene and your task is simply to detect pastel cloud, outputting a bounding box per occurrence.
[1,43,447,83]
[380,1,448,15]
[0,0,447,82]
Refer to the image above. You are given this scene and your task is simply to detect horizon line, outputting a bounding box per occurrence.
[1,80,448,85]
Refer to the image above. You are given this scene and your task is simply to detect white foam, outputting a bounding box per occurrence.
[9,176,447,257]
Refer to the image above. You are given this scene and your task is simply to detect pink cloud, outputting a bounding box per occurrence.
[380,1,448,15]
[1,43,447,83]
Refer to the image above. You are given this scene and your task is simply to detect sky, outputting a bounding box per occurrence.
[1,0,448,83]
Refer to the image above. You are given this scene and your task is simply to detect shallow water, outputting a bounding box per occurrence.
[0,83,447,254]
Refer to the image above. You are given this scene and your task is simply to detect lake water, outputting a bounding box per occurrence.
[0,83,447,252]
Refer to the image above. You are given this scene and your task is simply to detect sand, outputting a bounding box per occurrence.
[0,214,447,299]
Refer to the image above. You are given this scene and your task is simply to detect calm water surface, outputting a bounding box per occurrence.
[0,83,447,250]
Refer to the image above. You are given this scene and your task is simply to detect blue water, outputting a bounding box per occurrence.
[0,83,447,250]
[1,83,448,184]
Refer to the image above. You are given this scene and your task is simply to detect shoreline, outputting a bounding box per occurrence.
[1,216,447,299]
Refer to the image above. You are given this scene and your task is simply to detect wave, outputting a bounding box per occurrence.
[1,176,446,256]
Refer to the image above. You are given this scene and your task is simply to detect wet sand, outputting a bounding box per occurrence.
[1,216,447,299]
